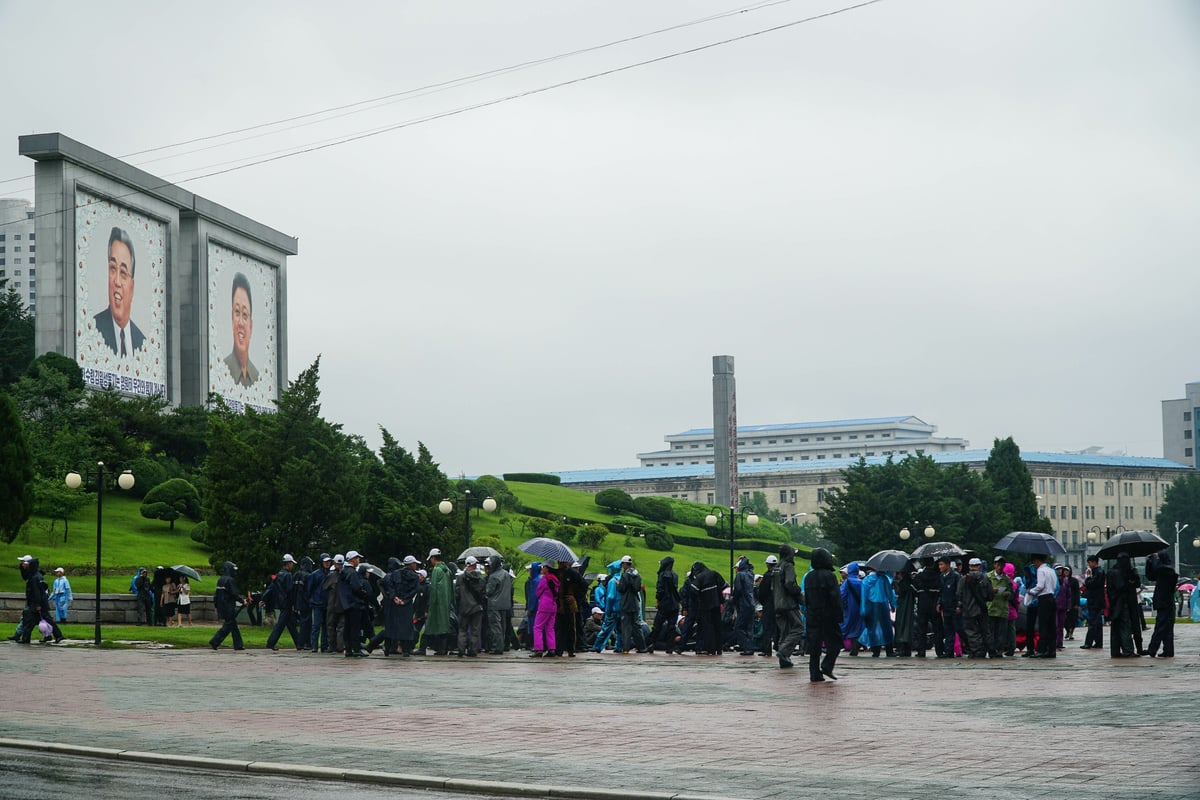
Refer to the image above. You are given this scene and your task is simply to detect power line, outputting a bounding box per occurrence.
[0,0,801,190]
[2,0,887,229]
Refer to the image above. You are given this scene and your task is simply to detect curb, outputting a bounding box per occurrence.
[0,738,747,800]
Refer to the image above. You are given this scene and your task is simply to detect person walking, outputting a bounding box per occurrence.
[17,557,64,644]
[860,565,897,657]
[209,561,246,651]
[49,568,72,625]
[773,545,805,669]
[840,563,866,656]
[803,547,843,682]
[755,555,779,657]
[692,560,725,655]
[590,560,624,653]
[617,556,647,653]
[339,551,371,657]
[264,554,302,651]
[985,557,1013,658]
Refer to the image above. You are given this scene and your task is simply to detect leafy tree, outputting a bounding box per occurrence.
[1157,474,1200,570]
[358,430,451,563]
[633,496,673,522]
[0,389,34,542]
[501,515,530,540]
[140,477,202,530]
[576,523,609,550]
[744,491,773,518]
[595,488,635,513]
[0,281,34,387]
[474,474,518,512]
[984,437,1051,534]
[31,477,89,543]
[527,517,554,536]
[821,455,1008,560]
[203,359,369,584]
[10,355,90,481]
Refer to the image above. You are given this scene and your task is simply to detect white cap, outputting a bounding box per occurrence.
[620,555,632,563]
[765,555,778,565]
[417,569,428,578]
[465,556,478,566]
[54,567,65,574]
[333,554,345,563]
[345,550,362,561]
[403,555,419,565]
[18,555,32,562]
[428,548,442,559]
[591,607,603,615]
[282,554,295,563]
[968,558,983,567]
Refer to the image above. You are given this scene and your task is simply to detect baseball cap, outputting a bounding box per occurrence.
[591,607,603,615]
[345,550,362,561]
[620,555,632,564]
[18,555,32,562]
[765,555,778,565]
[992,555,1004,562]
[465,556,478,566]
[968,558,983,567]
[54,567,65,574]
[333,554,345,563]
[319,553,332,562]
[282,554,295,564]
[428,548,442,559]
[403,555,418,565]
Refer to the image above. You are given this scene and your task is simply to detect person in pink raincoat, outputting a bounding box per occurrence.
[531,562,560,658]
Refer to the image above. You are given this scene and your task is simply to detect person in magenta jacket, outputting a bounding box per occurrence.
[531,563,560,657]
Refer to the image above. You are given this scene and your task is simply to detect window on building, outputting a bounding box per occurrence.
[1060,506,1066,519]
[768,439,776,444]
[689,444,698,449]
[800,456,809,461]
[1186,430,1193,440]
[784,438,792,443]
[784,456,793,462]
[12,246,20,252]
[27,233,33,240]
[752,440,761,446]
[706,492,714,504]
[866,434,874,439]
[866,451,875,456]
[13,281,20,288]
[816,437,825,442]
[833,453,841,459]
[1070,507,1077,520]
[800,438,808,442]
[752,458,761,463]
[1039,505,1046,517]
[833,436,842,441]
[1187,448,1194,458]
[12,234,20,240]
[1144,507,1153,520]
[1070,480,1076,495]
[779,491,787,504]
[1049,507,1057,519]
[1187,411,1193,422]
[789,490,797,503]
[817,489,825,502]
[817,455,825,460]
[12,258,18,264]
[768,457,777,462]
[673,444,683,450]
[1038,478,1046,493]
[1048,481,1056,495]
[12,269,19,277]
[742,491,750,503]
[1060,480,1067,494]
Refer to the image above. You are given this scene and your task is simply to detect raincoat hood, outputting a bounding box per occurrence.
[736,556,753,573]
[488,555,503,572]
[387,556,403,572]
[778,544,796,564]
[810,548,834,571]
[299,556,314,572]
[607,559,624,577]
[221,561,238,578]
[658,556,675,573]
[1003,563,1015,579]
[847,562,860,578]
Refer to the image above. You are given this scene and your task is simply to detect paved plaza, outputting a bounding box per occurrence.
[1,625,1198,800]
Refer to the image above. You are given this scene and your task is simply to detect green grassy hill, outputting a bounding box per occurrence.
[2,481,807,604]
[1,494,211,593]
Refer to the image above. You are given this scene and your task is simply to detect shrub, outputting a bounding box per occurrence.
[528,517,554,536]
[139,478,201,531]
[190,521,208,544]
[595,488,635,512]
[633,496,673,522]
[577,524,608,549]
[503,473,561,486]
[644,529,674,551]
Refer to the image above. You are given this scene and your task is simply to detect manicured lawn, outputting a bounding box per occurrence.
[1,494,212,593]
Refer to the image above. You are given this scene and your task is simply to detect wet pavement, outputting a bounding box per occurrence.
[1,625,1198,799]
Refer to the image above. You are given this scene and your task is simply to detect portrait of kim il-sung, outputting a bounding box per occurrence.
[223,272,258,387]
[93,226,144,357]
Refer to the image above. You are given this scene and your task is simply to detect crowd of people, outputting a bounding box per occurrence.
[8,544,1197,675]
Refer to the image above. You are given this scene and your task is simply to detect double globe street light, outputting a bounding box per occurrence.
[705,505,759,582]
[438,489,497,553]
[65,462,135,647]
[898,521,936,541]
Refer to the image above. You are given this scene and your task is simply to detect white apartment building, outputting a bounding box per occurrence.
[637,416,967,468]
[0,198,37,315]
[1162,380,1200,468]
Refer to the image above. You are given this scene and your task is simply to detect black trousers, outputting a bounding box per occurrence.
[775,610,804,661]
[1083,607,1104,648]
[759,606,777,655]
[265,606,301,649]
[912,603,942,655]
[648,606,678,651]
[209,614,243,650]
[1147,609,1174,657]
[1036,598,1057,656]
[698,607,722,654]
[807,625,841,680]
[343,607,363,655]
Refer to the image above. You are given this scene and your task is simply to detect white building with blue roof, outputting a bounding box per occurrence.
[637,415,967,468]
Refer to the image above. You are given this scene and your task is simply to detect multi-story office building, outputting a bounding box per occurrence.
[554,447,1192,574]
[637,416,966,468]
[0,198,37,315]
[1162,380,1200,467]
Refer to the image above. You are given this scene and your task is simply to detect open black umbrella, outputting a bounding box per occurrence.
[1095,529,1169,559]
[866,549,912,573]
[994,531,1066,556]
[910,541,966,560]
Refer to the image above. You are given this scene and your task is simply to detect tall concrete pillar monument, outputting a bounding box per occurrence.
[712,355,738,509]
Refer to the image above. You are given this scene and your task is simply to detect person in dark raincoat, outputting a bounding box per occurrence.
[371,555,420,656]
[1107,553,1140,658]
[802,547,843,682]
[731,556,756,655]
[1145,550,1177,658]
[773,545,804,668]
[692,561,726,655]
[485,556,514,655]
[892,561,917,657]
[209,561,246,651]
[647,556,680,653]
[755,555,779,657]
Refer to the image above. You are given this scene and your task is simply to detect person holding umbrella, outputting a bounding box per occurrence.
[1145,550,1177,658]
[1025,553,1058,658]
[1080,555,1106,650]
[1106,553,1140,658]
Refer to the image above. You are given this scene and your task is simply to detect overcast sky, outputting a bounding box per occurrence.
[3,0,1199,476]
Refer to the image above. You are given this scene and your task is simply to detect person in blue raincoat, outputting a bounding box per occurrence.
[840,562,866,655]
[590,560,624,652]
[859,565,896,657]
[49,568,73,623]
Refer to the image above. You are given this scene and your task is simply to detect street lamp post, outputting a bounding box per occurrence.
[65,461,134,647]
[1170,522,1199,570]
[898,521,936,542]
[438,489,497,554]
[705,505,759,582]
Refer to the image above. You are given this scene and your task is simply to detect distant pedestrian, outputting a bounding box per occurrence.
[1080,555,1106,649]
[176,576,192,627]
[1026,553,1059,659]
[456,556,485,657]
[617,555,646,653]
[209,561,247,651]
[531,562,559,657]
[773,545,805,669]
[802,547,843,682]
[485,556,514,655]
[731,556,756,655]
[1145,551,1177,658]
[1107,553,1140,658]
[860,564,897,657]
[49,568,72,624]
[840,563,865,656]
[133,567,153,625]
[755,555,779,657]
[264,554,301,651]
[424,549,454,656]
[647,556,681,654]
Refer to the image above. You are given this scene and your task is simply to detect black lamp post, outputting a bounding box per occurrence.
[705,505,759,582]
[439,490,497,554]
[65,461,134,647]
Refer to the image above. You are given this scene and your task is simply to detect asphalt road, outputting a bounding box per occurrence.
[0,748,525,800]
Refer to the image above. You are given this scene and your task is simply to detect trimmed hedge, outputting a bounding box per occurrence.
[502,473,561,485]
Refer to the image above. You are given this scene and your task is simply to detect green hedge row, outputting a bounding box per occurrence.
[502,473,561,485]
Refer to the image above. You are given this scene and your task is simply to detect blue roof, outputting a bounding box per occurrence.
[549,450,1193,485]
[672,416,920,437]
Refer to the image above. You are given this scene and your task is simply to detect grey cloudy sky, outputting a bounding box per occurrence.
[3,0,1199,476]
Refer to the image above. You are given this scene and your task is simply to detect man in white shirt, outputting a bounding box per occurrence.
[1028,553,1059,658]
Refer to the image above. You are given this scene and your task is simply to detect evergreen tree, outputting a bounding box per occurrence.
[983,437,1052,534]
[0,281,34,387]
[0,389,34,542]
